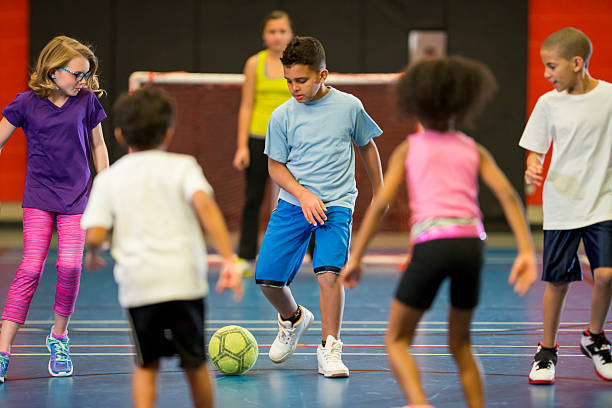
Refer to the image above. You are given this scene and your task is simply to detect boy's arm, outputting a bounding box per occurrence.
[268,157,327,226]
[90,123,109,173]
[524,151,545,187]
[84,226,109,271]
[478,144,537,295]
[357,139,384,196]
[340,141,408,288]
[191,190,243,301]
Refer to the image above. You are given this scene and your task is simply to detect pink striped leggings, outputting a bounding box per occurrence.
[2,208,86,324]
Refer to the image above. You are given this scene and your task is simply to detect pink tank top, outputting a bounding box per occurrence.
[405,130,484,243]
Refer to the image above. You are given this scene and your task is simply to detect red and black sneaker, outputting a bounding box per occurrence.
[528,342,558,384]
[580,329,612,381]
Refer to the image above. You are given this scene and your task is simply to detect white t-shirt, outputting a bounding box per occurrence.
[519,80,612,230]
[81,150,213,308]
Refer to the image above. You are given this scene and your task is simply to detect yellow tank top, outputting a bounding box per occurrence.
[248,50,291,137]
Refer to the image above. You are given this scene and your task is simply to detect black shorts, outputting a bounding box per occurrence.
[542,220,612,282]
[127,298,206,369]
[395,238,484,310]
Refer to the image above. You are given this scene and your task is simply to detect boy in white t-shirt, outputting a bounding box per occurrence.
[520,27,612,384]
[81,88,243,408]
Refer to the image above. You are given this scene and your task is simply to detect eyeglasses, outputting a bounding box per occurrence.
[60,67,92,82]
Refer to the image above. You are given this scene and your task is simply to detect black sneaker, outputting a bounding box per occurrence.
[580,329,612,381]
[528,342,558,384]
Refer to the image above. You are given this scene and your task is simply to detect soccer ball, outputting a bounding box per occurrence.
[208,325,258,375]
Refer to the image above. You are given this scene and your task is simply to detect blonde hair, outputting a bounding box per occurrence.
[542,27,593,68]
[29,35,105,98]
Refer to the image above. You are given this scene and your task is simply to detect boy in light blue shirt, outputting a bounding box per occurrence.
[256,36,383,378]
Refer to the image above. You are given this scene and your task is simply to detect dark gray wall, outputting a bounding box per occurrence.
[30,0,527,229]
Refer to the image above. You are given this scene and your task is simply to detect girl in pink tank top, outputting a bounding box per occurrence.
[340,56,537,408]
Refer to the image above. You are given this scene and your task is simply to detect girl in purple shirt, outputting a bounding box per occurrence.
[340,57,537,408]
[0,36,108,381]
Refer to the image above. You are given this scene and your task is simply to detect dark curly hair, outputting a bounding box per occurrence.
[113,87,175,150]
[394,56,497,132]
[281,36,326,71]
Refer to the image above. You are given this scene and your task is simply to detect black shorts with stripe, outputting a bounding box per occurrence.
[395,238,484,310]
[127,298,206,369]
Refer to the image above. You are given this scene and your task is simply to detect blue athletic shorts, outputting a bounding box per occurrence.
[542,220,612,282]
[255,200,352,287]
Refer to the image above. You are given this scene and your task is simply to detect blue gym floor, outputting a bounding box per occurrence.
[0,244,610,408]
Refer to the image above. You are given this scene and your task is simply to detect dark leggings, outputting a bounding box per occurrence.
[238,137,269,260]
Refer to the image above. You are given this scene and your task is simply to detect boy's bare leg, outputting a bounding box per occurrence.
[542,282,570,348]
[317,272,344,339]
[260,286,299,319]
[0,320,20,352]
[449,306,483,408]
[590,267,612,334]
[185,363,215,408]
[133,361,159,408]
[385,300,427,405]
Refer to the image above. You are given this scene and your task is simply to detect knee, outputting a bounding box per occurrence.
[385,329,412,349]
[594,267,612,287]
[56,258,83,275]
[548,281,570,294]
[448,335,471,357]
[317,272,340,289]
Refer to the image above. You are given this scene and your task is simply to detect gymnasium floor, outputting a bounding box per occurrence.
[0,235,610,408]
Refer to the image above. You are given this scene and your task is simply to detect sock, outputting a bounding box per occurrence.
[0,351,10,358]
[284,306,302,325]
[52,331,68,342]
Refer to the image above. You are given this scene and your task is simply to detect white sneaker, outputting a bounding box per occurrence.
[268,306,314,363]
[580,329,612,381]
[528,342,557,384]
[317,335,349,378]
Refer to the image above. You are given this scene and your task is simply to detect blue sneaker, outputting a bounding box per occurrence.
[0,354,9,383]
[46,330,73,377]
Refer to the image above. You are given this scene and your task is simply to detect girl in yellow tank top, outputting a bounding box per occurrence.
[232,11,293,273]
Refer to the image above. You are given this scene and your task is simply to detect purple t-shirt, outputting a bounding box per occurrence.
[2,89,107,214]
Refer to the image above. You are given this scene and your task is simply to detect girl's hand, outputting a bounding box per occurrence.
[339,258,363,289]
[297,190,327,226]
[233,147,250,170]
[216,258,244,302]
[85,251,106,271]
[508,251,537,296]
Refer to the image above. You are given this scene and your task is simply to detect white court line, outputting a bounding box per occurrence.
[10,352,588,357]
[12,327,590,333]
[16,320,598,325]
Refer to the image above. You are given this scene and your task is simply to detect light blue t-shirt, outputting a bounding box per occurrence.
[265,87,382,210]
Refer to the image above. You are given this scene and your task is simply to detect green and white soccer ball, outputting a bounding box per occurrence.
[208,325,258,375]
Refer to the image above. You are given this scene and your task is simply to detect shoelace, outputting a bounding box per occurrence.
[49,338,70,362]
[593,343,612,364]
[535,359,552,370]
[324,343,343,363]
[0,356,8,372]
[277,324,295,345]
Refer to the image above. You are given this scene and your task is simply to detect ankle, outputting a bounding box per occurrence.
[281,306,302,325]
[52,330,68,341]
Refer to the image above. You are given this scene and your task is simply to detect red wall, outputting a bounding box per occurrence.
[526,0,612,205]
[0,0,29,201]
